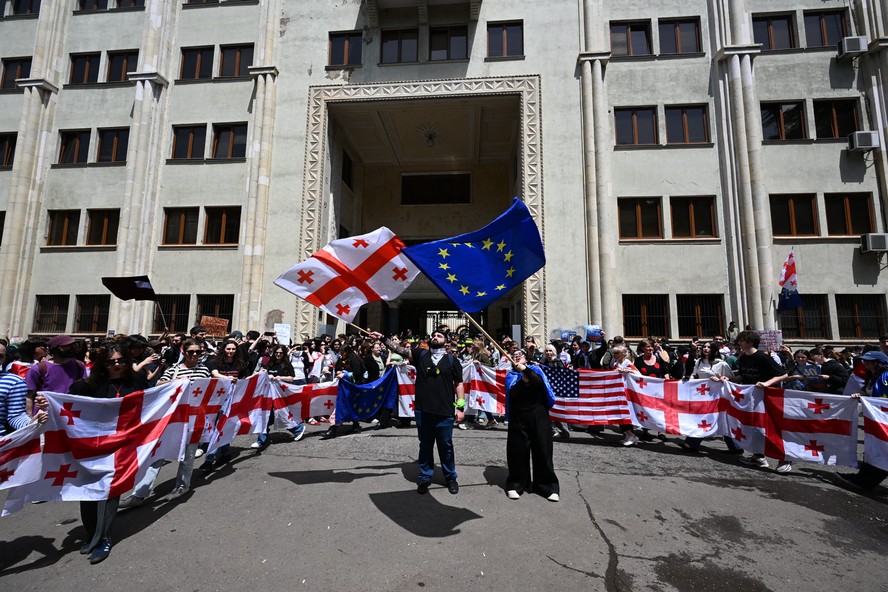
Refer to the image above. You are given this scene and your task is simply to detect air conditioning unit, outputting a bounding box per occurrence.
[848,131,880,152]
[861,233,888,253]
[838,36,868,59]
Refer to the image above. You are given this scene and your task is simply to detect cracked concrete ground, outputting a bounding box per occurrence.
[1,424,886,591]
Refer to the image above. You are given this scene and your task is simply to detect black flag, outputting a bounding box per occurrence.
[101,276,158,301]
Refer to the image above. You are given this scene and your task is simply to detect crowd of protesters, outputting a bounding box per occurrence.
[1,323,887,564]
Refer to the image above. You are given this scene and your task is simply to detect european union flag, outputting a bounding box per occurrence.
[335,367,399,423]
[402,198,545,313]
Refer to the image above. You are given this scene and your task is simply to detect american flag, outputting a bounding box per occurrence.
[540,366,632,425]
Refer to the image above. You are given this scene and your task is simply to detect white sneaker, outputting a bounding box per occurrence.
[776,461,793,473]
[547,493,560,502]
[194,448,204,458]
[250,441,262,449]
[621,433,639,447]
[457,423,468,430]
[370,418,380,426]
[739,455,770,469]
[506,490,520,500]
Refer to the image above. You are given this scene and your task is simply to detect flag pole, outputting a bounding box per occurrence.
[154,301,169,332]
[460,311,515,366]
[347,322,372,337]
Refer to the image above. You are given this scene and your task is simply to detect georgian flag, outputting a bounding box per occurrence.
[623,374,722,436]
[0,421,45,491]
[777,247,804,311]
[274,227,420,322]
[206,373,275,455]
[396,364,416,418]
[463,362,506,415]
[185,378,234,445]
[720,382,767,454]
[860,397,888,471]
[273,379,339,428]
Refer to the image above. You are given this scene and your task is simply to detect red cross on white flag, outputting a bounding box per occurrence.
[274,227,420,322]
[463,362,507,415]
[397,364,417,418]
[861,397,888,471]
[273,380,339,427]
[0,421,44,492]
[623,374,721,437]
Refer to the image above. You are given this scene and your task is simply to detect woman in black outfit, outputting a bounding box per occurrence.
[70,343,147,565]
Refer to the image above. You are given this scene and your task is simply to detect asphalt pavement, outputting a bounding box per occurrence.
[1,422,886,592]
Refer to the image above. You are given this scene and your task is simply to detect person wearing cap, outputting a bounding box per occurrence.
[25,335,87,419]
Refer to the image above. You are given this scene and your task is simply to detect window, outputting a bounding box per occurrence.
[805,11,847,48]
[753,15,796,50]
[622,294,669,338]
[0,212,5,246]
[33,295,69,333]
[69,53,101,85]
[825,193,874,236]
[0,133,15,167]
[11,0,41,15]
[179,46,214,80]
[204,206,240,244]
[761,102,806,140]
[619,198,662,239]
[58,130,90,164]
[171,125,206,159]
[659,19,701,54]
[117,0,145,7]
[162,207,199,245]
[430,26,468,61]
[154,295,190,333]
[665,105,709,144]
[610,21,652,56]
[219,44,253,78]
[814,99,859,139]
[1,58,31,91]
[342,150,353,190]
[329,32,362,67]
[671,196,716,238]
[677,295,724,338]
[196,294,234,325]
[211,123,247,159]
[487,21,523,58]
[615,107,657,145]
[186,0,220,4]
[837,294,886,339]
[779,294,831,339]
[78,0,108,10]
[107,50,137,82]
[401,173,470,205]
[47,210,80,246]
[97,128,129,163]
[86,209,119,246]
[770,194,818,236]
[74,295,110,333]
[381,29,418,64]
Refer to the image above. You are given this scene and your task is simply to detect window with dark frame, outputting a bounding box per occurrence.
[622,294,669,338]
[329,32,362,67]
[47,210,80,246]
[179,46,214,80]
[778,294,831,339]
[487,21,523,58]
[219,44,253,78]
[117,0,145,7]
[171,125,206,160]
[614,107,658,145]
[78,0,108,10]
[804,10,847,48]
[677,295,724,338]
[154,294,190,333]
[185,0,220,4]
[752,14,796,50]
[618,197,662,239]
[107,50,138,82]
[58,130,90,164]
[33,295,69,334]
[204,206,240,244]
[814,99,859,139]
[381,29,418,64]
[97,128,129,163]
[11,0,41,15]
[658,19,701,54]
[85,209,120,246]
[1,58,31,91]
[610,21,652,56]
[211,123,247,159]
[162,207,199,245]
[0,212,5,246]
[0,133,15,167]
[665,105,709,144]
[430,26,468,61]
[671,196,716,238]
[770,194,818,236]
[69,53,101,85]
[341,150,353,190]
[401,173,470,205]
[196,294,234,325]
[761,102,806,140]
[825,193,874,236]
[836,294,886,339]
[74,295,110,333]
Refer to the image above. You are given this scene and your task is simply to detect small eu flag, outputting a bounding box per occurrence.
[403,198,545,312]
[335,367,399,423]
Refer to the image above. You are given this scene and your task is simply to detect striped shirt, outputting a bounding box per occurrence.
[0,372,29,436]
[159,363,211,383]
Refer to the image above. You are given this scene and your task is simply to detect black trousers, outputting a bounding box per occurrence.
[506,405,559,496]
[80,496,119,551]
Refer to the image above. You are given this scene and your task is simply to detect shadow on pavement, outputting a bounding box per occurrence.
[0,534,74,576]
[368,489,482,537]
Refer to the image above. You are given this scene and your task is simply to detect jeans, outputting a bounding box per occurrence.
[132,443,198,497]
[257,423,304,445]
[415,411,457,483]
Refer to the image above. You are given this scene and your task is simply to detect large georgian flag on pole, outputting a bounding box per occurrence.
[3,381,187,515]
[861,397,888,471]
[0,421,45,490]
[274,227,420,322]
[463,362,506,415]
[624,374,723,437]
[541,367,632,426]
[396,364,416,418]
[777,247,805,311]
[206,373,274,455]
[273,379,339,428]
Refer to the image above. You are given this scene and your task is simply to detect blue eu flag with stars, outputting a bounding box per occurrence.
[403,198,545,313]
[335,367,399,423]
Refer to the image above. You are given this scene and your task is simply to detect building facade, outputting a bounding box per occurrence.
[0,0,886,343]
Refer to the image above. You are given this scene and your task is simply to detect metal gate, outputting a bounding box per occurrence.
[424,310,484,336]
